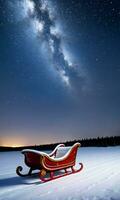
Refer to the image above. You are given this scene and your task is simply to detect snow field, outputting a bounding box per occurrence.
[0,146,120,200]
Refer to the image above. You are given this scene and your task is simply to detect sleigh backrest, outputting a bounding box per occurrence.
[55,143,81,159]
[55,147,71,158]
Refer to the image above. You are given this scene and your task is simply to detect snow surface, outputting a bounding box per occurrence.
[0,147,120,200]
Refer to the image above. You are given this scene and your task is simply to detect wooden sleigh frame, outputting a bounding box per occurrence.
[16,143,83,182]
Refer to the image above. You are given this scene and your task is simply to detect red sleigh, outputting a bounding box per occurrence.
[16,142,83,182]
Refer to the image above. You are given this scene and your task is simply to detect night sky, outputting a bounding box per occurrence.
[0,0,120,146]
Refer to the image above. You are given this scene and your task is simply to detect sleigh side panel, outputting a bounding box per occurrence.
[41,143,80,171]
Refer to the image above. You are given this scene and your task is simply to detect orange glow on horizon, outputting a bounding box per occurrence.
[11,144,22,148]
[0,137,27,147]
[0,138,50,147]
[1,143,24,147]
[0,133,64,147]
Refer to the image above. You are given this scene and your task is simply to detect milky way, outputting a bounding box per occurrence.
[1,0,120,146]
[10,0,87,90]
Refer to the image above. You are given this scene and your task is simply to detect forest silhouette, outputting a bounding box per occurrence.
[0,136,120,152]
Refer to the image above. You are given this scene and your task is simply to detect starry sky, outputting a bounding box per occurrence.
[0,0,120,146]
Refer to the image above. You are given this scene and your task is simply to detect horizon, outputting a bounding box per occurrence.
[0,135,119,148]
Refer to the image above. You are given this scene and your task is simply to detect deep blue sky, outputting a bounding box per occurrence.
[0,0,120,146]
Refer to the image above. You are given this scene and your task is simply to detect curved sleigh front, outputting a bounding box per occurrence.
[16,143,83,182]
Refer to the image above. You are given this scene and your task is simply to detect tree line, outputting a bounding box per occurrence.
[0,136,120,152]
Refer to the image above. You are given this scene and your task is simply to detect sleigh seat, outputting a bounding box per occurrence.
[16,143,83,182]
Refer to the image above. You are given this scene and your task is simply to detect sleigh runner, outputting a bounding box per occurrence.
[16,142,83,182]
